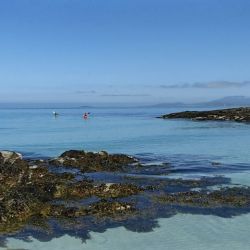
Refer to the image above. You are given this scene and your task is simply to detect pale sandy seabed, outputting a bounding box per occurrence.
[2,213,250,250]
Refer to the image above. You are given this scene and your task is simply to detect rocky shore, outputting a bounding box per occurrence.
[160,107,250,122]
[0,149,250,244]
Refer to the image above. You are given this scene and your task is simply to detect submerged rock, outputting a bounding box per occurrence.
[160,107,250,122]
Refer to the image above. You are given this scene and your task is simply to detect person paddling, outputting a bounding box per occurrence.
[83,112,88,119]
[53,111,59,116]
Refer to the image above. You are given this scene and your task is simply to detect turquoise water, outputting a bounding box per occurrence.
[5,214,250,250]
[1,106,250,249]
[1,106,250,163]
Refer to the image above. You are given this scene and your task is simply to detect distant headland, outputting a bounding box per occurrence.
[160,107,250,123]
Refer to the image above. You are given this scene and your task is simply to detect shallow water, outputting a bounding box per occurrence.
[4,213,250,250]
[0,105,250,249]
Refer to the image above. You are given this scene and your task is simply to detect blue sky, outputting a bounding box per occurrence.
[1,0,250,103]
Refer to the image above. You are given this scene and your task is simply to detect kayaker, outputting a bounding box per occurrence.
[83,112,88,119]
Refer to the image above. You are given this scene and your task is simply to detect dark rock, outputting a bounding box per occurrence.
[53,181,141,199]
[160,107,250,123]
[0,150,140,234]
[0,149,250,241]
[89,200,135,216]
[0,151,23,165]
[50,150,137,172]
[154,187,250,208]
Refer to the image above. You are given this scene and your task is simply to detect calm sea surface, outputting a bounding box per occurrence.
[1,105,250,249]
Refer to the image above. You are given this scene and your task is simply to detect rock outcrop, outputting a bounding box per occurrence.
[160,107,250,122]
[0,149,250,242]
[0,150,140,233]
[50,150,137,172]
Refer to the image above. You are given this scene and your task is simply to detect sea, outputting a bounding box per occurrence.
[0,104,250,250]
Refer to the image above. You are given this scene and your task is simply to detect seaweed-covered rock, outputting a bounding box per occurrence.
[155,187,250,208]
[0,151,23,165]
[94,183,142,198]
[53,181,141,199]
[0,150,141,234]
[49,200,135,218]
[89,200,135,216]
[0,151,29,189]
[160,107,250,122]
[1,149,250,241]
[50,150,137,172]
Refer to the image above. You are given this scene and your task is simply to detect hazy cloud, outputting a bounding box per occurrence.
[101,94,151,97]
[75,90,97,94]
[159,81,250,89]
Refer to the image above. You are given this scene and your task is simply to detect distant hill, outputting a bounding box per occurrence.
[199,96,250,107]
[150,102,188,108]
[150,96,250,108]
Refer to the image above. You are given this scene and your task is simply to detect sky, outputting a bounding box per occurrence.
[0,0,250,104]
